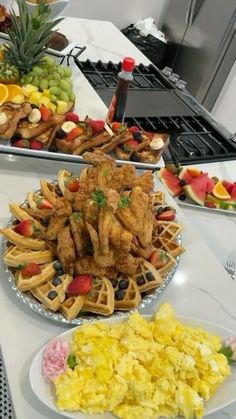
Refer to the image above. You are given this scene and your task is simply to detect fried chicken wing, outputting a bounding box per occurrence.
[57,226,76,275]
[114,253,142,276]
[86,222,115,268]
[116,187,149,235]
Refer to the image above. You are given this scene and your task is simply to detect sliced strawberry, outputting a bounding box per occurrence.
[205,202,216,208]
[156,210,176,221]
[67,274,93,295]
[222,180,234,194]
[14,220,34,237]
[66,126,84,142]
[65,112,80,123]
[123,139,138,152]
[36,198,53,210]
[13,139,29,148]
[21,263,41,278]
[129,125,139,134]
[40,106,52,122]
[149,249,169,269]
[89,119,105,133]
[66,178,80,192]
[30,140,43,150]
[111,121,122,133]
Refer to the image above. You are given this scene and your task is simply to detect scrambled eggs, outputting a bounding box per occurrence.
[54,303,230,418]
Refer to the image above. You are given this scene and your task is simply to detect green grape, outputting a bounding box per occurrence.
[39,79,49,90]
[49,86,60,95]
[50,95,58,104]
[51,72,61,81]
[69,92,76,101]
[66,78,73,87]
[60,91,69,102]
[48,79,57,87]
[32,76,39,87]
[57,66,65,77]
[60,80,70,92]
[42,56,55,68]
[32,66,44,75]
[64,67,72,77]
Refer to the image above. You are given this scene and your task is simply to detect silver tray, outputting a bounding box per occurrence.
[2,185,181,325]
[176,198,236,216]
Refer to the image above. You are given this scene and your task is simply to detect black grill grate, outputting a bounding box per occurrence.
[77,60,172,89]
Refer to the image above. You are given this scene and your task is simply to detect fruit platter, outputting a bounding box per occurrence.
[0,153,185,324]
[0,0,169,168]
[158,165,236,215]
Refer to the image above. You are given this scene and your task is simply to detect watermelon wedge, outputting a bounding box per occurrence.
[223,180,234,194]
[158,168,182,197]
[178,167,193,184]
[230,183,236,200]
[206,178,215,193]
[183,173,209,206]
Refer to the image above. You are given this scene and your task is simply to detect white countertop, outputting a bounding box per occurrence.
[0,16,236,419]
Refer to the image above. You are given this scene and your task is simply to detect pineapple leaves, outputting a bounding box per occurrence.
[5,0,64,74]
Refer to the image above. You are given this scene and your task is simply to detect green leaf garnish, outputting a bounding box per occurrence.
[103,169,110,177]
[67,353,77,369]
[72,212,84,223]
[219,346,234,360]
[91,190,107,207]
[118,196,130,209]
[16,264,26,270]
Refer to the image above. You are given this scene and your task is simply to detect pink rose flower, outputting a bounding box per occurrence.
[224,337,236,362]
[42,338,70,382]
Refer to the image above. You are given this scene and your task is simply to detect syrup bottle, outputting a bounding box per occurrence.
[107,57,135,123]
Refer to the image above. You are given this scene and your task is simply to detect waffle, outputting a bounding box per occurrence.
[156,221,183,241]
[152,236,185,258]
[113,277,141,310]
[57,169,71,195]
[40,180,57,205]
[0,228,46,250]
[16,262,56,291]
[83,277,114,316]
[153,250,176,277]
[134,261,163,293]
[9,203,43,231]
[60,295,86,320]
[3,245,54,267]
[31,274,72,312]
[150,191,165,206]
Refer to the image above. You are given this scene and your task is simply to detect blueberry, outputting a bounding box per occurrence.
[52,276,62,286]
[49,145,57,153]
[146,272,155,282]
[111,279,118,288]
[179,179,187,186]
[119,279,129,289]
[133,132,142,141]
[41,218,49,227]
[164,206,172,211]
[178,194,186,201]
[156,207,164,215]
[55,268,63,276]
[53,261,62,271]
[31,104,38,109]
[137,275,145,286]
[130,154,140,162]
[115,289,125,300]
[55,187,63,197]
[48,290,57,300]
[56,128,66,139]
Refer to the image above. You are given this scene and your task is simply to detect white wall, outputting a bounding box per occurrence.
[63,0,169,29]
[212,60,236,135]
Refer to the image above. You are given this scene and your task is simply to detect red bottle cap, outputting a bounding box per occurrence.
[122,57,135,72]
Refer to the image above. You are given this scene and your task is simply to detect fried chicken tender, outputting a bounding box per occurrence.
[114,252,143,275]
[69,214,86,256]
[86,222,115,268]
[57,226,76,275]
[116,187,149,235]
[46,198,72,240]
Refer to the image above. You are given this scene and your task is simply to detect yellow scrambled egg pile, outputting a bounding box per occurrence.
[54,303,230,418]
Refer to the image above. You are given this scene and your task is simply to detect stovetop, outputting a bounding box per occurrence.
[76,59,236,165]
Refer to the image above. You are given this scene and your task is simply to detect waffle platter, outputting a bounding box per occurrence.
[1,153,185,325]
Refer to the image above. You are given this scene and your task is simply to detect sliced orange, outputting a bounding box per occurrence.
[0,83,8,105]
[187,167,202,178]
[212,181,231,200]
[6,84,22,101]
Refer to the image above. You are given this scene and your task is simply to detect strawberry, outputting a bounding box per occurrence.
[14,220,34,237]
[36,198,53,210]
[205,202,217,208]
[40,106,52,122]
[111,121,122,133]
[149,249,169,269]
[13,139,29,148]
[129,125,140,134]
[66,178,80,192]
[67,275,93,295]
[21,263,41,278]
[123,139,138,152]
[66,126,84,142]
[65,112,80,123]
[156,210,176,221]
[89,119,105,133]
[30,140,43,150]
[145,131,155,139]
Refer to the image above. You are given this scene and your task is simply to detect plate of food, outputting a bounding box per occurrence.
[29,303,236,418]
[157,166,236,215]
[0,153,185,324]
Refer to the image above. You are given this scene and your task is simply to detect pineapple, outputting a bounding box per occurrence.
[4,0,63,75]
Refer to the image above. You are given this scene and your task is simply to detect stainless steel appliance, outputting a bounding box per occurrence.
[161,0,236,111]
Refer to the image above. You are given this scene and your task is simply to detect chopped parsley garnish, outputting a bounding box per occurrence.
[103,169,110,177]
[67,353,77,369]
[118,196,130,209]
[91,190,107,207]
[72,212,84,222]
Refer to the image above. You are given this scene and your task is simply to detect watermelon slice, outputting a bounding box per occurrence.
[222,180,234,194]
[230,183,236,200]
[206,178,215,193]
[183,173,209,206]
[178,167,193,184]
[158,168,182,197]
